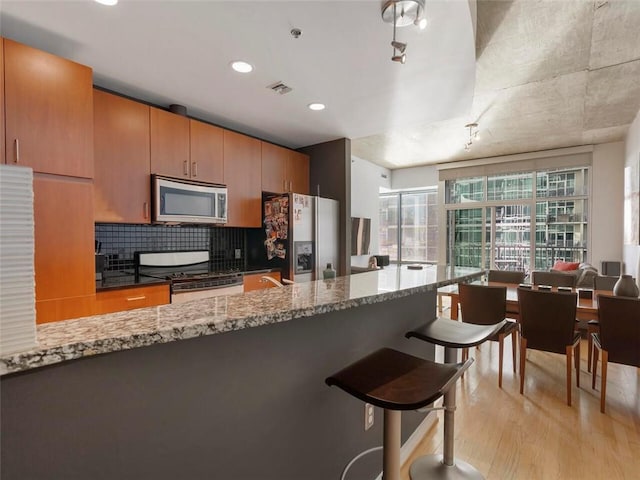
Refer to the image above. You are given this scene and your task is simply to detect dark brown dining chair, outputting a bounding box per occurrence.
[593,275,618,291]
[517,288,581,405]
[531,270,576,287]
[591,295,640,413]
[587,276,618,373]
[587,318,599,374]
[487,269,526,284]
[458,283,518,388]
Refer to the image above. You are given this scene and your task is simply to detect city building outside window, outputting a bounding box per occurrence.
[445,167,589,273]
[379,188,438,264]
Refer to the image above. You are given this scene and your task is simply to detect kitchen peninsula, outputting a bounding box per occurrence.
[1,265,483,480]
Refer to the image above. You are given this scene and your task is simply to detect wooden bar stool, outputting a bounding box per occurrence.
[406,318,507,480]
[326,347,472,480]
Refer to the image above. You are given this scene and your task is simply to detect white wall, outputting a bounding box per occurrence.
[591,142,625,272]
[350,156,390,267]
[391,164,438,189]
[623,108,640,283]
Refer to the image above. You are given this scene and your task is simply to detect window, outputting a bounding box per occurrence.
[487,172,532,201]
[445,167,589,273]
[446,208,482,267]
[379,189,438,263]
[379,194,399,260]
[445,177,484,203]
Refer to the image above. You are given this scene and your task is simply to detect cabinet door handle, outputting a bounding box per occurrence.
[143,202,149,219]
[283,179,286,192]
[14,139,19,163]
[126,296,146,301]
[289,180,292,192]
[192,161,198,177]
[183,160,189,176]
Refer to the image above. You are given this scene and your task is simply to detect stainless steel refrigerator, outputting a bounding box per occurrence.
[262,193,339,282]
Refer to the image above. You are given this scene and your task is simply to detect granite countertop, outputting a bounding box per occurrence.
[1,265,484,376]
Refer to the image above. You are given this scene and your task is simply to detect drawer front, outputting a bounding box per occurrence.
[94,284,170,315]
[243,272,282,292]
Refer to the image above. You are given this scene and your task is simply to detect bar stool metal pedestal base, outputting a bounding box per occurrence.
[406,318,507,480]
[408,346,485,480]
[410,455,484,480]
[409,350,484,480]
[326,348,471,480]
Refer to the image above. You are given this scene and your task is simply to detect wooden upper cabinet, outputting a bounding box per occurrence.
[1,38,5,165]
[261,142,310,195]
[261,141,288,193]
[33,175,95,323]
[190,119,224,184]
[224,130,261,227]
[94,90,151,223]
[150,106,190,178]
[151,109,224,183]
[3,38,93,178]
[289,150,310,194]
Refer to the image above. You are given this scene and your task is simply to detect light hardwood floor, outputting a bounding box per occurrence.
[401,305,640,480]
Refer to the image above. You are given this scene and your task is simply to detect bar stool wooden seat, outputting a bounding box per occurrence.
[406,318,507,480]
[326,347,471,480]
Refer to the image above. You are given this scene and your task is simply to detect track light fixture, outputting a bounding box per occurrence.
[464,123,479,151]
[415,16,427,29]
[391,41,407,54]
[381,0,427,64]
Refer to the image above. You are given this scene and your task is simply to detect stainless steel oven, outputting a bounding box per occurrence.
[134,250,243,303]
[169,270,244,303]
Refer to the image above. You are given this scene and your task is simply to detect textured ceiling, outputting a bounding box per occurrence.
[0,0,476,154]
[1,1,638,171]
[352,0,640,169]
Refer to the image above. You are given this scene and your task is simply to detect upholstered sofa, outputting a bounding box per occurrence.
[350,265,379,275]
[549,261,599,288]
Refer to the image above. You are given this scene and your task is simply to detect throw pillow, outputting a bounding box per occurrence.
[552,260,580,271]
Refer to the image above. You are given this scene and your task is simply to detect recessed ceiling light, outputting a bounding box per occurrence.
[308,103,325,111]
[231,61,253,73]
[94,0,118,5]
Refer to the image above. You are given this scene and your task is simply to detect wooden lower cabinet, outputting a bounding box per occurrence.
[243,271,282,292]
[34,175,95,323]
[93,284,170,315]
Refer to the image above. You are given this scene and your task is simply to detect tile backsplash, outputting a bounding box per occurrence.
[95,224,245,272]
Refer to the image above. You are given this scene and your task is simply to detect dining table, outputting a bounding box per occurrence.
[440,281,610,321]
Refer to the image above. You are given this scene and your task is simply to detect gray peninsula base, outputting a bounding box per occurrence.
[1,291,437,480]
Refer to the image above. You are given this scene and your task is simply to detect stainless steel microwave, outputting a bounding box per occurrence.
[152,175,227,224]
